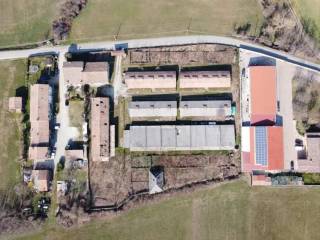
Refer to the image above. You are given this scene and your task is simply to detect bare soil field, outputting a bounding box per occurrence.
[125,44,237,66]
[89,151,240,207]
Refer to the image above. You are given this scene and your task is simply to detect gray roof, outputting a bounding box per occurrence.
[124,124,235,151]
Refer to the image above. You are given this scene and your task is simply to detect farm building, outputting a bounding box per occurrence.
[90,97,115,162]
[63,61,83,86]
[124,71,176,90]
[30,121,50,145]
[28,146,49,161]
[179,100,232,119]
[124,124,235,151]
[241,126,284,172]
[179,71,231,89]
[249,66,277,125]
[128,101,177,120]
[32,170,50,192]
[297,132,320,172]
[63,61,109,86]
[30,84,49,122]
[29,84,50,148]
[8,97,22,113]
[82,62,109,85]
[149,166,164,194]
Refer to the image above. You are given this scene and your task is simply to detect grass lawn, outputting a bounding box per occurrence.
[0,60,27,191]
[0,0,60,48]
[11,179,320,240]
[291,0,320,42]
[69,100,84,140]
[68,0,263,42]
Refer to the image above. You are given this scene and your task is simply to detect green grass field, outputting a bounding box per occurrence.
[0,0,59,48]
[292,0,320,42]
[0,60,27,191]
[68,0,263,42]
[11,179,320,240]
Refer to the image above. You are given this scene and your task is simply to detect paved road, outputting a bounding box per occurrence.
[53,52,78,168]
[0,35,320,72]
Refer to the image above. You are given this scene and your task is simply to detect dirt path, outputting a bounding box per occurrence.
[191,198,203,240]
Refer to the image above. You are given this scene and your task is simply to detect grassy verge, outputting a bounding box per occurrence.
[292,0,320,43]
[12,179,320,240]
[68,0,263,43]
[0,59,27,191]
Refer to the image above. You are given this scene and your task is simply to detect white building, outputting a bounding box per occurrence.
[179,71,231,89]
[179,100,232,120]
[128,101,177,120]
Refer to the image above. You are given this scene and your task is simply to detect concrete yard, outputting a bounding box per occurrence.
[276,61,299,170]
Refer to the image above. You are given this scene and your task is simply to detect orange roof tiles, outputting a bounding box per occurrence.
[267,126,284,170]
[90,97,110,162]
[250,66,277,124]
[242,126,284,172]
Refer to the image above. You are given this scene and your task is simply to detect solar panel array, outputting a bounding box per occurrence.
[255,127,268,166]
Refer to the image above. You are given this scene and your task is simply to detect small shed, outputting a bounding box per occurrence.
[149,166,164,194]
[32,170,50,192]
[8,97,22,113]
[65,149,84,161]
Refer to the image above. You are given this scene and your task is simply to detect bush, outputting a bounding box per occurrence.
[303,173,320,185]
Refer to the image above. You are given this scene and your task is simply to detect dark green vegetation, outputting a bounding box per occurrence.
[11,180,320,240]
[303,173,320,185]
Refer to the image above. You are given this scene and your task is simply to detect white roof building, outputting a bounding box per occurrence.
[129,101,177,119]
[149,167,164,194]
[124,71,176,90]
[179,100,232,119]
[179,71,231,89]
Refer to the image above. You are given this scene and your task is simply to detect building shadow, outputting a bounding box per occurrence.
[249,56,276,67]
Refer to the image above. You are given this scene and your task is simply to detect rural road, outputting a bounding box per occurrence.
[0,35,320,72]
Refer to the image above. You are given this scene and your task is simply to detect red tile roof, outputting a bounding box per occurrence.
[250,66,277,124]
[242,126,284,172]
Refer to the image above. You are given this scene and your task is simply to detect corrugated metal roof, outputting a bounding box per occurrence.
[125,124,235,151]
